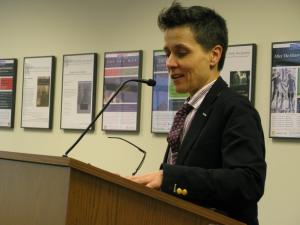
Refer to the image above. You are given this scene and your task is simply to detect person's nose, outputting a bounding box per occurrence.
[166,53,178,69]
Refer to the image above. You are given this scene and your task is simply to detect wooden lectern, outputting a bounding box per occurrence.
[0,151,245,225]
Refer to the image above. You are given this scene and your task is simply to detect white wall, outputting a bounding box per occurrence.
[1,0,300,224]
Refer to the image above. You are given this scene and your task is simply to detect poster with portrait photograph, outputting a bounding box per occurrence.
[221,44,257,103]
[151,50,188,133]
[60,53,97,130]
[0,58,17,128]
[269,41,300,138]
[21,56,55,129]
[102,50,142,131]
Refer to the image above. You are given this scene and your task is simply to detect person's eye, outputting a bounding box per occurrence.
[176,50,188,58]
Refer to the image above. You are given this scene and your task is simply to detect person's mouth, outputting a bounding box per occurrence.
[171,73,184,80]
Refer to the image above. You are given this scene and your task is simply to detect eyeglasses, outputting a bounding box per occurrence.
[108,136,146,175]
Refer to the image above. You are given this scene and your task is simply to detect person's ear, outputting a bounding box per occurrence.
[209,45,223,69]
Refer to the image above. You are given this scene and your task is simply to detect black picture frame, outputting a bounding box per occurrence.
[60,53,97,130]
[0,58,18,128]
[151,50,188,134]
[221,44,257,104]
[21,56,56,129]
[102,50,143,132]
[269,41,300,138]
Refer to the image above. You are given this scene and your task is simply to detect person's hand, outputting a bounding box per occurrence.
[127,170,163,190]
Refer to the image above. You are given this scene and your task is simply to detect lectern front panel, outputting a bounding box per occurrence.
[0,159,70,225]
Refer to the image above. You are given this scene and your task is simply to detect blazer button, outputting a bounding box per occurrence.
[182,189,188,196]
[176,188,182,195]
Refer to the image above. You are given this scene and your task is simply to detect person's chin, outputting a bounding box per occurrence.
[173,80,188,93]
[175,86,188,94]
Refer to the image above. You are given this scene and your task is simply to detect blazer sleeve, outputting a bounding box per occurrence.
[160,95,266,209]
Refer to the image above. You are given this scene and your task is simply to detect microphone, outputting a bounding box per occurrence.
[63,78,156,157]
[108,136,146,175]
[140,78,156,86]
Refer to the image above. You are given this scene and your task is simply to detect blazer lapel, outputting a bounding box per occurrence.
[176,77,228,165]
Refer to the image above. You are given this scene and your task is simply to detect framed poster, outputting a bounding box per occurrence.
[0,58,17,128]
[151,50,188,133]
[221,44,257,103]
[269,41,300,138]
[102,50,142,131]
[21,56,55,129]
[60,53,97,130]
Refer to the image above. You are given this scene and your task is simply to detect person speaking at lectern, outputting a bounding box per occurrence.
[129,2,266,225]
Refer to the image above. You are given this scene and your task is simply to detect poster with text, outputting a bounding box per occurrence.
[21,56,55,128]
[221,44,257,103]
[60,53,97,130]
[151,50,188,133]
[0,59,17,128]
[102,51,142,131]
[269,41,300,138]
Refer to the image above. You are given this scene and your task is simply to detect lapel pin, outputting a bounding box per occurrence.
[202,112,207,117]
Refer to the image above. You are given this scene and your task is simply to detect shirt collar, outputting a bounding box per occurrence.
[187,79,217,109]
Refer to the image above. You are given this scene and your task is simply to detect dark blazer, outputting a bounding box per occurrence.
[161,77,266,225]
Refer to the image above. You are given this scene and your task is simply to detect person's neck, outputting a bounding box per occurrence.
[189,72,220,96]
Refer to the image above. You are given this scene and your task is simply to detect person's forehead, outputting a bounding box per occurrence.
[163,26,198,47]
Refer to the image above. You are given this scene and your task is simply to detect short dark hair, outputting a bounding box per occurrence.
[158,2,228,71]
